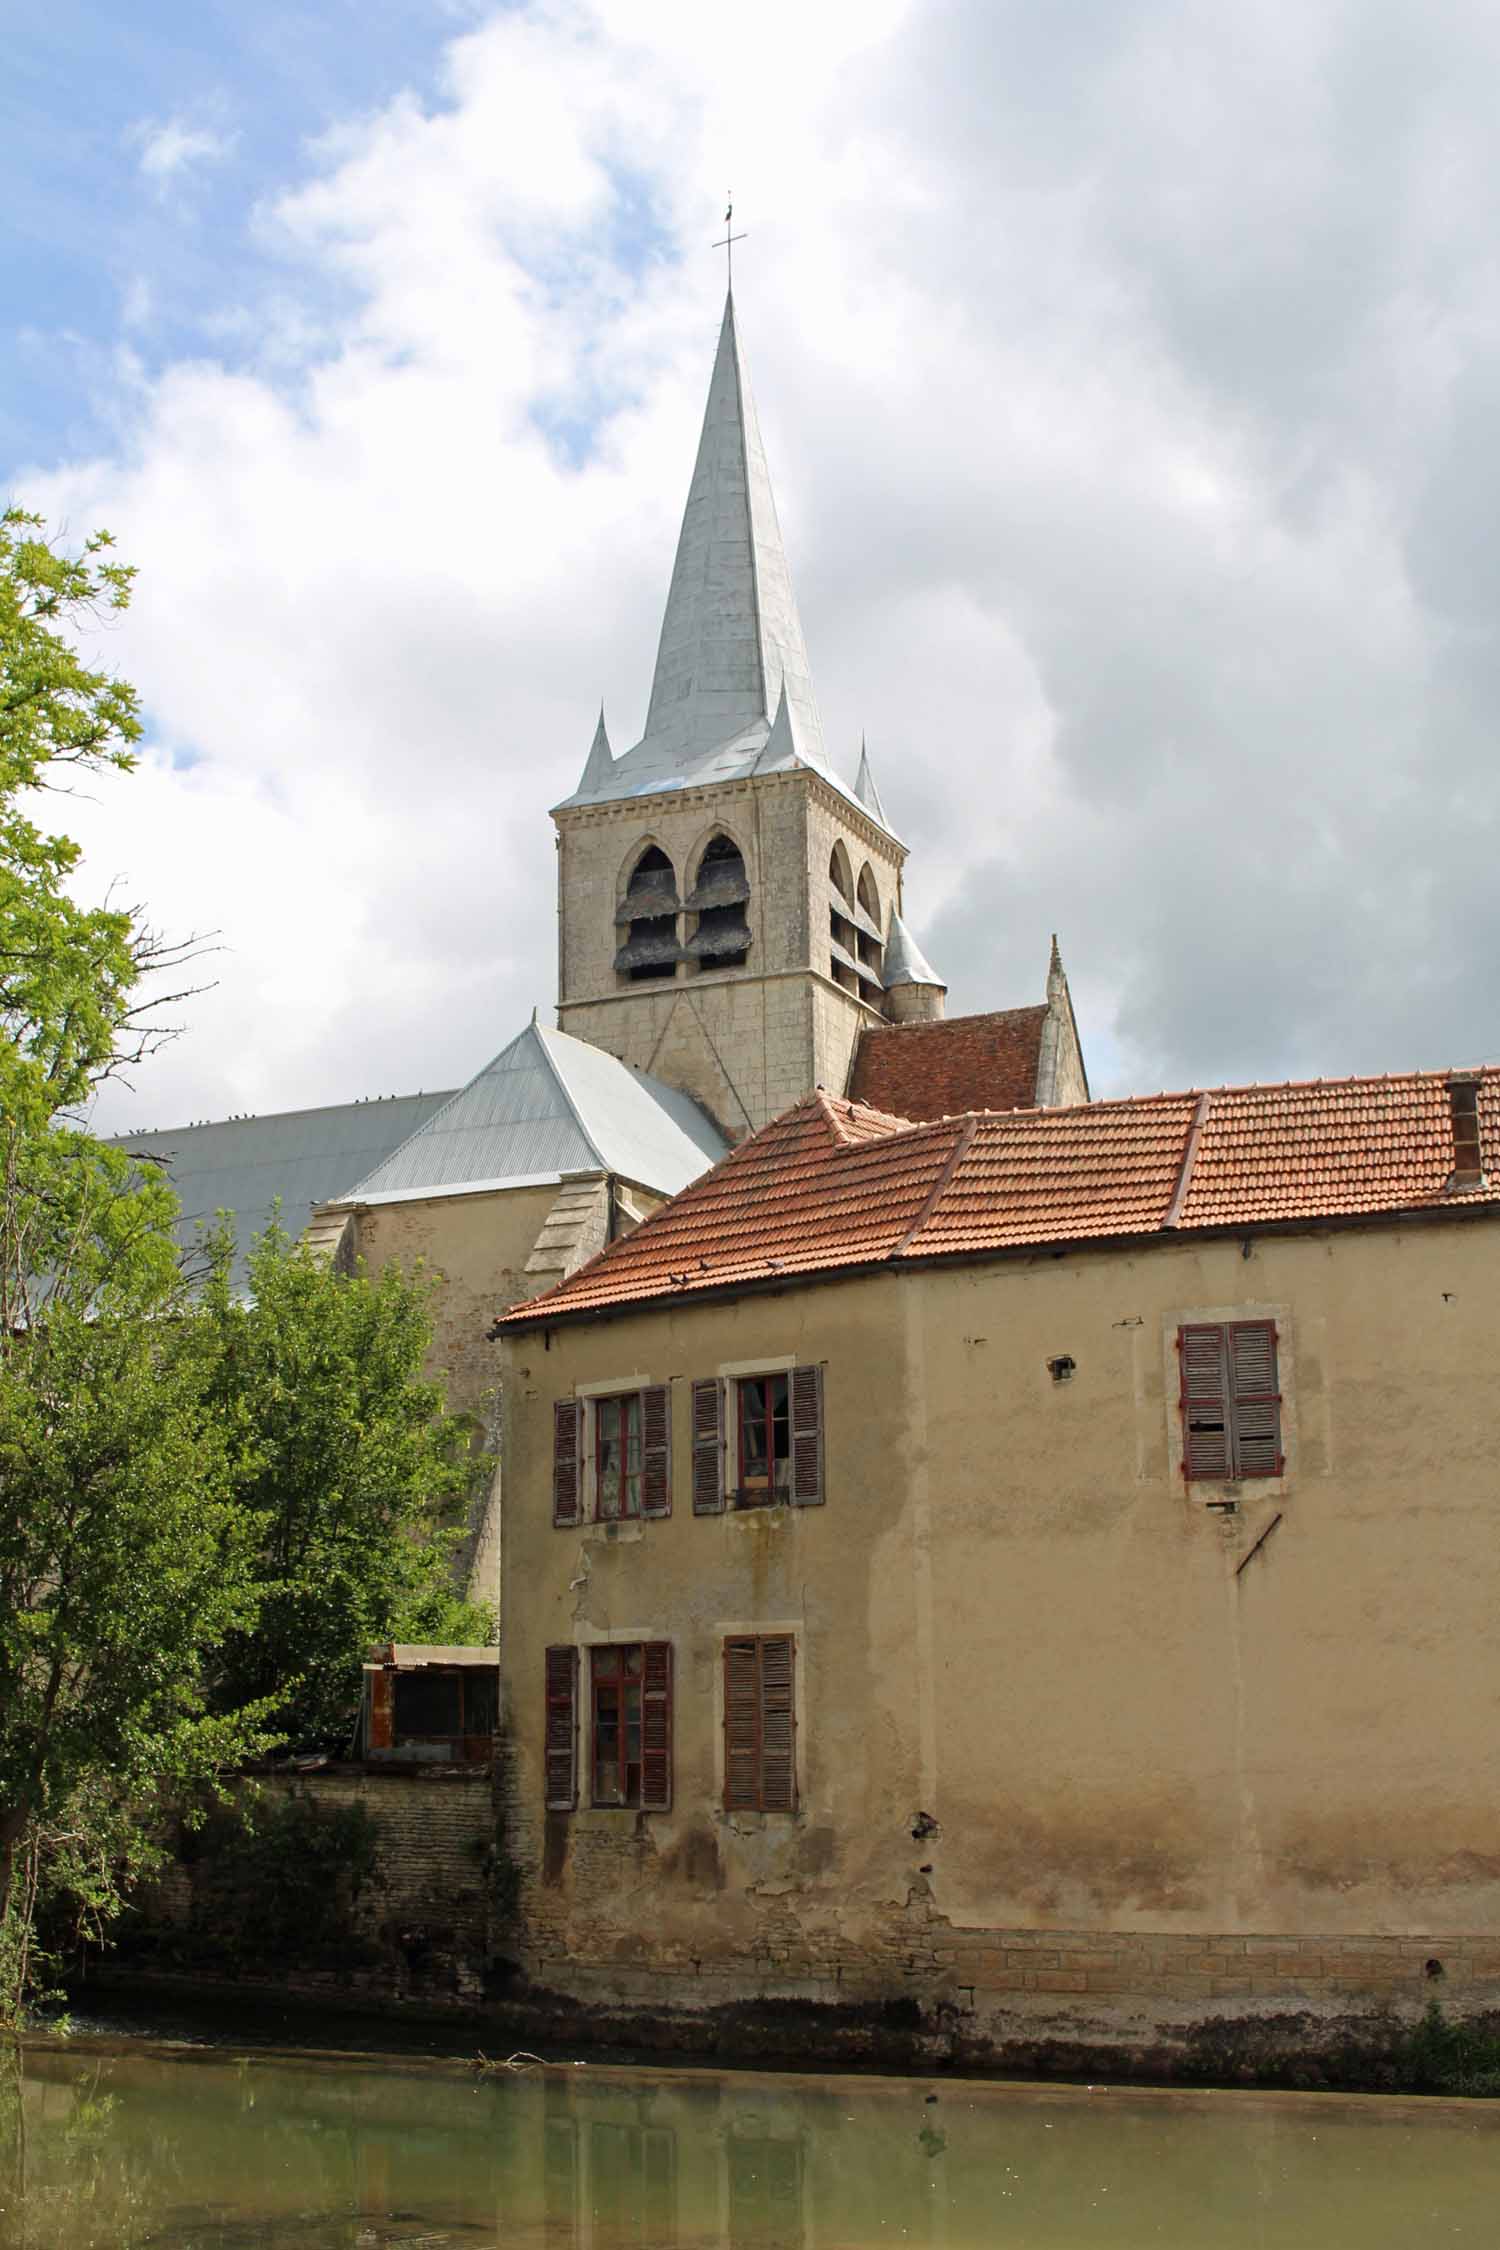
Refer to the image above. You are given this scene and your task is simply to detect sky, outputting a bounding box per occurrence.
[7,0,1500,1133]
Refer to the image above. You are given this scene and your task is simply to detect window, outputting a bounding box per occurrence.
[685,832,751,971]
[391,1667,497,1743]
[723,1634,797,1812]
[1178,1321,1283,1481]
[828,845,858,993]
[553,1387,672,1525]
[854,863,885,995]
[615,844,681,982]
[738,1373,790,1505]
[596,1392,642,1520]
[691,1370,824,1513]
[589,1643,672,1810]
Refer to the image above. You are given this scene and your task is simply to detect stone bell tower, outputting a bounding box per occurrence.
[552,293,907,1142]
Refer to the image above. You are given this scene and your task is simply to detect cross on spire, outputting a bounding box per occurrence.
[713,194,747,290]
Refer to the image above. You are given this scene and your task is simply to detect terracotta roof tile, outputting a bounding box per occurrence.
[848,1007,1049,1122]
[498,1068,1500,1327]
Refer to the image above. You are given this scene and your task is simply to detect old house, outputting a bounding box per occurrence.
[493,1070,1500,2065]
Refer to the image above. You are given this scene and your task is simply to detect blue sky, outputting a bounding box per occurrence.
[4,1,463,469]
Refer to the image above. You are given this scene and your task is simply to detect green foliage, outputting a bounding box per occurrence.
[0,514,262,2024]
[1397,2001,1500,2097]
[179,1785,382,1967]
[0,508,144,1128]
[202,1219,493,1750]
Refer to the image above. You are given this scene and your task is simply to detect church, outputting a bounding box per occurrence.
[121,288,1089,1599]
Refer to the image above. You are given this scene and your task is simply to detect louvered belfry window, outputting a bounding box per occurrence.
[1178,1321,1283,1480]
[723,1634,797,1812]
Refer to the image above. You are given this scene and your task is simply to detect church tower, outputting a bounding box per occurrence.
[553,294,907,1141]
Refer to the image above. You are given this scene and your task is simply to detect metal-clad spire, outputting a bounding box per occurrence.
[854,735,889,827]
[574,706,614,795]
[883,908,945,991]
[641,293,824,768]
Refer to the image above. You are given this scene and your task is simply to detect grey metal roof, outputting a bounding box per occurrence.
[883,909,946,991]
[554,295,899,843]
[108,1089,455,1288]
[338,1021,727,1204]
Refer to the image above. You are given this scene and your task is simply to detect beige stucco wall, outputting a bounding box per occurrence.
[555,769,901,1135]
[498,1214,1500,2032]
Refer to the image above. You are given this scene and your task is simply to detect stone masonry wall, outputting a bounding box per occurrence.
[555,768,901,1134]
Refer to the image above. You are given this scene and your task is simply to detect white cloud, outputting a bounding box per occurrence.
[132,117,236,190]
[22,0,1500,1136]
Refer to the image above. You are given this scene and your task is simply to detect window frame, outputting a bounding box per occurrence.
[590,1642,645,1807]
[582,1638,673,1813]
[734,1370,792,1508]
[594,1390,643,1521]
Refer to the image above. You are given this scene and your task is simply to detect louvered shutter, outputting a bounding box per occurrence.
[1228,1321,1282,1477]
[723,1636,761,1810]
[641,1384,672,1517]
[723,1635,797,1813]
[641,1641,673,1810]
[544,1645,578,1810]
[553,1399,581,1526]
[758,1635,797,1812]
[790,1366,824,1506]
[1178,1324,1230,1480]
[692,1378,725,1514]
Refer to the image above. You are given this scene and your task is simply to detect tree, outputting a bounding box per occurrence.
[202,1219,492,1750]
[0,512,261,2019]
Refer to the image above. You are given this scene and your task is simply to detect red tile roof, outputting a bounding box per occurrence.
[498,1070,1500,1327]
[847,1006,1050,1122]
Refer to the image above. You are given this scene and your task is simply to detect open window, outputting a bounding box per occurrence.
[615,844,681,983]
[685,832,751,970]
[589,1642,672,1809]
[691,1368,824,1512]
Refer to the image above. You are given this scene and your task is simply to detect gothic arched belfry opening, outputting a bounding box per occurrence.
[552,291,909,1142]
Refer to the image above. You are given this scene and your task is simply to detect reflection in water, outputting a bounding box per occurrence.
[0,2035,1496,2249]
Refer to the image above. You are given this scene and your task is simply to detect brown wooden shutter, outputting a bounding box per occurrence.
[692,1378,725,1514]
[790,1365,824,1505]
[641,1641,673,1811]
[723,1635,760,1810]
[1228,1321,1282,1477]
[1178,1323,1230,1479]
[722,1634,797,1813]
[641,1384,672,1517]
[759,1634,797,1812]
[367,1667,393,1752]
[553,1399,581,1526]
[544,1645,578,1809]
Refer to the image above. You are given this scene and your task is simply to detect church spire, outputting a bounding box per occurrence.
[641,292,824,767]
[854,736,889,827]
[573,705,614,796]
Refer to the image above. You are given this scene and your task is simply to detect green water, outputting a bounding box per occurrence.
[0,2035,1495,2247]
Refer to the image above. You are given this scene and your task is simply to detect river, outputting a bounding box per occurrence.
[0,2028,1495,2247]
